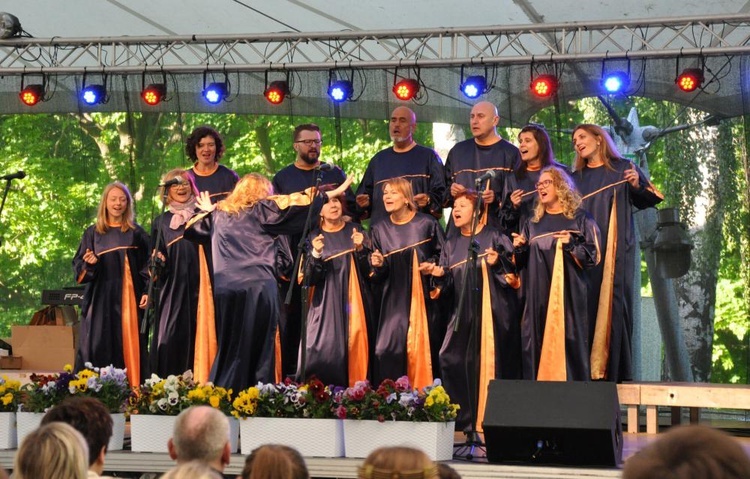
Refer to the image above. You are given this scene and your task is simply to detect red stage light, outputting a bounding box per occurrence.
[264,81,289,105]
[392,79,419,101]
[141,83,167,106]
[530,75,558,98]
[19,84,44,106]
[676,68,704,92]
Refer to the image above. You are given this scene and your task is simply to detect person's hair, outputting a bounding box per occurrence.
[572,123,622,172]
[171,406,230,464]
[318,184,347,226]
[293,123,321,142]
[453,189,478,210]
[162,460,223,479]
[14,422,89,479]
[381,177,415,212]
[41,396,113,467]
[217,173,273,215]
[160,168,190,202]
[241,444,309,479]
[95,181,136,234]
[436,463,461,479]
[517,124,556,178]
[185,125,225,162]
[622,425,750,479]
[532,166,582,222]
[357,446,438,479]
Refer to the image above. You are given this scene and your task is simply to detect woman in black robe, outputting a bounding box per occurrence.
[369,177,444,389]
[184,173,353,393]
[73,181,149,387]
[571,124,664,382]
[513,167,601,381]
[428,190,520,431]
[299,193,371,387]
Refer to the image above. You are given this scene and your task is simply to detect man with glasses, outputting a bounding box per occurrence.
[272,123,357,379]
[355,106,446,225]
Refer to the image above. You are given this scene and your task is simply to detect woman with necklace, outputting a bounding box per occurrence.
[513,167,601,381]
[369,178,444,389]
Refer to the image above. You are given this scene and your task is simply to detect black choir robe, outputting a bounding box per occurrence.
[299,222,372,387]
[499,162,570,234]
[73,225,150,387]
[186,164,239,203]
[516,210,601,382]
[434,225,520,431]
[573,158,663,382]
[184,190,324,394]
[369,212,445,389]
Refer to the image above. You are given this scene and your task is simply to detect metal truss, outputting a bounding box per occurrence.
[2,13,750,75]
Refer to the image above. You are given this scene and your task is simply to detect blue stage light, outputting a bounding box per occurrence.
[328,80,353,103]
[81,84,107,105]
[602,71,629,94]
[203,82,228,104]
[460,75,487,99]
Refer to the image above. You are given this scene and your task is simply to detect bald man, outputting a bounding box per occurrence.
[444,101,521,234]
[168,406,232,476]
[355,106,446,224]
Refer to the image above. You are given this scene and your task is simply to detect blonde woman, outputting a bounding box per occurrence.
[72,181,149,387]
[15,422,89,479]
[185,173,352,393]
[513,166,601,381]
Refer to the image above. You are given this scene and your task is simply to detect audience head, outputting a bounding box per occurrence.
[14,422,89,479]
[168,405,231,472]
[571,123,622,171]
[436,463,462,479]
[41,396,113,473]
[96,181,135,234]
[186,125,225,163]
[219,173,274,215]
[622,425,750,479]
[162,460,223,479]
[358,446,438,479]
[241,444,309,479]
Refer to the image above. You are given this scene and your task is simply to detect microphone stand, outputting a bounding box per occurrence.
[285,169,324,382]
[453,180,486,459]
[0,179,13,247]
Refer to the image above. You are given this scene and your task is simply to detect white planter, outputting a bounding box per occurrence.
[108,413,126,451]
[130,414,176,453]
[343,420,455,461]
[240,417,344,457]
[16,411,45,447]
[0,412,17,449]
[228,416,240,453]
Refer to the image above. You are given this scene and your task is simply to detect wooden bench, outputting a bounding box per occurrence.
[617,382,750,434]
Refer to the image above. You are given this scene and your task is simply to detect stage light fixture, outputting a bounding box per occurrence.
[602,71,629,94]
[202,82,227,104]
[675,68,704,92]
[393,78,420,101]
[530,75,558,98]
[264,80,289,105]
[81,84,107,105]
[328,80,353,103]
[141,83,166,106]
[0,12,22,39]
[19,84,44,106]
[460,75,487,99]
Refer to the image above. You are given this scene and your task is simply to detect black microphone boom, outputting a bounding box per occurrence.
[159,177,186,187]
[316,162,334,171]
[475,170,496,184]
[1,171,26,181]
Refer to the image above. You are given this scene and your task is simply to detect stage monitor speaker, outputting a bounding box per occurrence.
[482,380,622,467]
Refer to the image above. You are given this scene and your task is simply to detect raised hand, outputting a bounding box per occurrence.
[351,227,364,251]
[624,164,640,188]
[512,232,527,248]
[510,189,523,208]
[371,249,384,268]
[355,194,370,209]
[196,191,216,212]
[413,193,430,208]
[312,234,325,254]
[485,247,499,265]
[83,248,98,265]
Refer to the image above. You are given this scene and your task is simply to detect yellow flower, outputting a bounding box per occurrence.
[209,396,220,408]
[64,364,73,372]
[1,393,13,406]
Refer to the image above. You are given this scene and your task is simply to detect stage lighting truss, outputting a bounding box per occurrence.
[202,70,230,105]
[0,12,22,39]
[600,59,631,95]
[18,74,47,107]
[529,62,559,98]
[81,72,108,106]
[327,70,355,103]
[675,57,705,93]
[263,71,290,105]
[459,65,490,99]
[392,68,422,102]
[141,71,168,106]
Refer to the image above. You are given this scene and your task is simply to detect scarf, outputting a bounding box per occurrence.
[168,198,197,230]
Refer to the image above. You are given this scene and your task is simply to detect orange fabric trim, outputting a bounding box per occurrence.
[537,240,567,381]
[406,250,433,390]
[590,197,618,380]
[269,187,316,209]
[375,174,431,186]
[193,245,217,383]
[581,179,628,200]
[121,256,141,387]
[347,256,369,386]
[97,245,138,256]
[504,273,521,290]
[275,326,282,383]
[166,235,184,248]
[479,179,491,227]
[186,211,210,229]
[476,259,495,433]
[382,238,431,258]
[76,269,88,284]
[451,167,512,178]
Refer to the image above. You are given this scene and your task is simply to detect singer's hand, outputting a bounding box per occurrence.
[418,261,436,275]
[138,294,149,310]
[430,265,445,277]
[624,164,640,188]
[450,182,467,198]
[351,227,364,251]
[482,187,495,205]
[356,194,370,209]
[82,248,98,265]
[510,189,523,208]
[512,233,527,248]
[196,191,216,212]
[371,249,384,267]
[327,176,354,199]
[413,193,430,208]
[312,234,325,254]
[485,247,499,265]
[554,231,571,244]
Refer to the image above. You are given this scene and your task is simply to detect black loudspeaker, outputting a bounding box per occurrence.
[482,380,622,467]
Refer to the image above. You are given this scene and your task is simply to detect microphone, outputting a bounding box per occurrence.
[1,171,26,181]
[159,176,187,187]
[316,162,334,172]
[474,170,496,184]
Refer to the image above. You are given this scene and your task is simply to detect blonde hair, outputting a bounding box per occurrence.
[161,460,223,479]
[161,168,190,203]
[382,177,415,211]
[14,422,89,479]
[358,447,438,479]
[95,181,136,235]
[572,124,622,172]
[217,173,273,215]
[241,444,309,479]
[532,166,581,222]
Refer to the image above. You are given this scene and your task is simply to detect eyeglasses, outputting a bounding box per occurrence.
[295,139,323,146]
[535,179,553,190]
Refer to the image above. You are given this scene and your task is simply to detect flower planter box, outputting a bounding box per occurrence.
[343,420,455,461]
[0,412,17,449]
[240,417,344,457]
[130,414,240,453]
[108,413,126,451]
[16,411,45,447]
